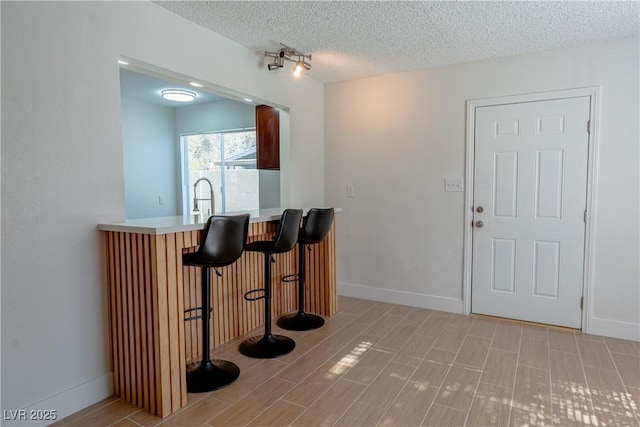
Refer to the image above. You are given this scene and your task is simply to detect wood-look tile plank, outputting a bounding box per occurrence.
[111,419,140,427]
[482,348,518,389]
[551,381,597,426]
[414,314,451,337]
[509,408,551,427]
[282,360,348,407]
[379,382,438,427]
[425,348,457,365]
[375,322,418,351]
[209,359,288,404]
[548,329,578,353]
[158,396,228,426]
[245,400,306,427]
[333,401,385,427]
[626,386,640,413]
[399,307,434,326]
[59,396,120,425]
[492,322,522,352]
[605,337,640,356]
[352,304,390,325]
[584,366,634,418]
[343,348,395,385]
[512,365,551,416]
[466,382,512,427]
[392,333,437,367]
[611,352,640,388]
[521,324,549,340]
[432,326,469,353]
[276,345,339,383]
[446,313,476,329]
[411,359,449,388]
[64,399,140,427]
[208,377,295,426]
[550,350,587,386]
[363,313,404,338]
[356,362,415,408]
[421,404,467,427]
[454,335,491,369]
[468,317,497,339]
[433,365,481,411]
[592,407,639,427]
[519,336,550,370]
[291,379,366,427]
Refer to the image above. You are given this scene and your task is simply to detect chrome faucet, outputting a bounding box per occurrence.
[192,177,215,217]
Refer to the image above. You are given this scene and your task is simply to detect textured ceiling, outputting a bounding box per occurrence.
[156,1,640,83]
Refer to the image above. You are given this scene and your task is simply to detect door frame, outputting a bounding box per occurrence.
[462,87,600,333]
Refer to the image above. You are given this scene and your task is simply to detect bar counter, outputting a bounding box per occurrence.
[99,208,338,417]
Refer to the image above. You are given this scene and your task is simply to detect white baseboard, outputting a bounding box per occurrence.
[339,282,464,314]
[587,317,640,341]
[3,373,114,426]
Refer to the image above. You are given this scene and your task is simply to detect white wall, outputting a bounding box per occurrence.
[1,1,324,422]
[325,37,640,340]
[122,98,180,219]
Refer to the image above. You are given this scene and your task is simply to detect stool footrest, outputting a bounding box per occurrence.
[184,306,213,322]
[244,289,266,301]
[281,273,299,283]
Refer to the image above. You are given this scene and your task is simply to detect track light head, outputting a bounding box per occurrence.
[264,43,311,76]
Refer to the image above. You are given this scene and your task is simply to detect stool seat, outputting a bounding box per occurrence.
[239,209,303,359]
[277,208,334,331]
[183,214,249,392]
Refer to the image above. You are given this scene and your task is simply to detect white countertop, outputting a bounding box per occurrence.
[98,207,340,235]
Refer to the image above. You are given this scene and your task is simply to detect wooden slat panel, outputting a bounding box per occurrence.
[106,233,119,394]
[151,235,171,417]
[130,235,141,405]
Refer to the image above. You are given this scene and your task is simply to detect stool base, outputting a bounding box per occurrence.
[277,312,325,331]
[238,334,295,359]
[186,359,240,393]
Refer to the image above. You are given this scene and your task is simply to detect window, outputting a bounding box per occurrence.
[182,129,258,215]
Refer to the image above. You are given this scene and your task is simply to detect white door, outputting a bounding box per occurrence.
[471,97,590,328]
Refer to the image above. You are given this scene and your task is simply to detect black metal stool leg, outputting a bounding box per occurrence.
[239,253,296,358]
[278,243,325,331]
[186,267,240,392]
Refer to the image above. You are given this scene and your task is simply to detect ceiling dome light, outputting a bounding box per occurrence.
[161,89,196,102]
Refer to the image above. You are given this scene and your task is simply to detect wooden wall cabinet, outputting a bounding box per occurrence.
[256,105,280,170]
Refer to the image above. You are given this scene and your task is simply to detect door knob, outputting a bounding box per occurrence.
[474,220,484,228]
[476,206,484,213]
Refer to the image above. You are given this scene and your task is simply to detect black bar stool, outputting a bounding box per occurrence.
[239,208,303,359]
[182,214,250,393]
[278,208,334,331]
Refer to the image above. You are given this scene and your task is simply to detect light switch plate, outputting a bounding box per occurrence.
[444,179,463,192]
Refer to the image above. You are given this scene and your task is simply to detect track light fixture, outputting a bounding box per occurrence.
[265,44,311,77]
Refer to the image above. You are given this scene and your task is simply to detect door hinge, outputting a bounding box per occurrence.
[584,210,587,223]
[587,120,592,134]
[580,297,584,310]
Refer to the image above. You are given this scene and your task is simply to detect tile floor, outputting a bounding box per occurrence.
[56,296,640,426]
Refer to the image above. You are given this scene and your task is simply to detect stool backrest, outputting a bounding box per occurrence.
[300,208,334,244]
[272,209,303,252]
[198,214,250,266]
